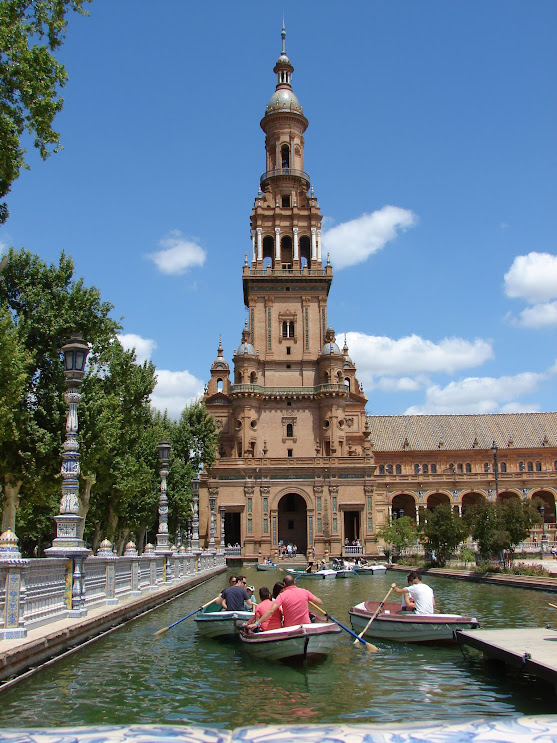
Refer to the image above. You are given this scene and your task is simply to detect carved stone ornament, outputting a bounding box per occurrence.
[260,486,271,495]
[313,485,324,494]
[328,485,339,495]
[244,486,255,495]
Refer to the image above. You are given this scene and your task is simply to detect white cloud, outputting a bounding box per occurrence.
[118,333,157,364]
[322,205,417,269]
[405,371,548,414]
[151,369,205,419]
[375,376,424,393]
[345,332,493,381]
[504,252,557,303]
[147,229,206,275]
[518,301,557,329]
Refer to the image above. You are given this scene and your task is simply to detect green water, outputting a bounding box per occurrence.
[0,568,555,728]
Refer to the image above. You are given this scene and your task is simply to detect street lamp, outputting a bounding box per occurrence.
[491,441,499,500]
[45,335,90,616]
[191,475,200,551]
[155,440,171,554]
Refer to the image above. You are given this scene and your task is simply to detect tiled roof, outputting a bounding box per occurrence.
[366,412,557,452]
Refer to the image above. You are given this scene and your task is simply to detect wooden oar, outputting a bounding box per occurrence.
[549,602,557,610]
[154,595,221,636]
[309,600,378,652]
[353,584,395,645]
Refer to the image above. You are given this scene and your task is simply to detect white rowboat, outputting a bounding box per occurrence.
[240,621,341,662]
[349,600,479,644]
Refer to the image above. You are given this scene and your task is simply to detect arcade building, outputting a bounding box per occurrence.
[197,29,557,560]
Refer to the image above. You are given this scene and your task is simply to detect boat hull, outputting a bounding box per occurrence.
[240,622,341,662]
[335,569,358,578]
[195,608,253,638]
[349,601,479,644]
[296,569,337,580]
[354,565,387,575]
[256,563,277,571]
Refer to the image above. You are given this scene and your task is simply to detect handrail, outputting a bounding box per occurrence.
[260,167,310,184]
[230,383,349,396]
[245,268,328,277]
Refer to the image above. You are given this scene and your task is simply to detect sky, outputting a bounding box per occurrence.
[1,1,556,419]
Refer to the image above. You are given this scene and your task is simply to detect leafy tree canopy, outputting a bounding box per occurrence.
[0,0,90,222]
[465,498,541,561]
[376,515,418,557]
[419,503,469,566]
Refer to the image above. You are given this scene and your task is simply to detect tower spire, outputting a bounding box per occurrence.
[281,16,286,56]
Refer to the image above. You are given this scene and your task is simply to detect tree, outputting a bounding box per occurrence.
[376,516,418,560]
[0,0,90,222]
[0,305,30,449]
[0,247,119,537]
[419,504,469,567]
[465,499,541,565]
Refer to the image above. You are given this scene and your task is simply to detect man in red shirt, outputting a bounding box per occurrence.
[253,574,323,628]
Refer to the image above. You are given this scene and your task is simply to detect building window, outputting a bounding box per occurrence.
[286,423,293,438]
[519,461,525,472]
[395,464,402,475]
[431,463,437,474]
[484,463,490,473]
[457,463,463,474]
[379,465,385,475]
[536,461,542,472]
[414,464,421,475]
[282,195,290,208]
[287,449,293,457]
[465,463,472,473]
[217,378,223,392]
[286,346,291,355]
[527,461,533,472]
[500,462,507,473]
[386,464,393,475]
[422,464,429,474]
[281,144,290,168]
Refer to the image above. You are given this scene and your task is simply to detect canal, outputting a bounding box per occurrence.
[0,568,555,729]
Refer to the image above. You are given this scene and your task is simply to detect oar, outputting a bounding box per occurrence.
[549,602,557,610]
[353,584,395,645]
[154,595,221,636]
[308,600,378,652]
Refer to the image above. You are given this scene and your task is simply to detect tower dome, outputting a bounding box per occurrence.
[211,337,229,370]
[264,22,304,117]
[235,325,256,356]
[321,327,341,355]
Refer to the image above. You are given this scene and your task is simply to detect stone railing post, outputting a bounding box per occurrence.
[0,529,28,640]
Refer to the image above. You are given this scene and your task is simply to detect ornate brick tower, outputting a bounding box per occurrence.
[200,26,374,560]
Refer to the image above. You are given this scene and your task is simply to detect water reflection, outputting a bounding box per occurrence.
[0,569,555,728]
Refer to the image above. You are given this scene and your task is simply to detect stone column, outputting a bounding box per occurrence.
[293,227,299,261]
[192,477,200,551]
[311,228,317,261]
[257,228,262,261]
[219,506,225,549]
[0,529,28,640]
[208,488,217,549]
[275,227,281,261]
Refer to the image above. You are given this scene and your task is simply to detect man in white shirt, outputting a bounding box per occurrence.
[392,571,435,614]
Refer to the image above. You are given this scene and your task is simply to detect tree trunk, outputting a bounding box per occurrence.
[1,476,23,532]
[137,526,147,553]
[106,502,119,543]
[79,473,96,539]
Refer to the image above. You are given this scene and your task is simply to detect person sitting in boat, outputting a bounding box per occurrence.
[305,561,314,573]
[245,585,257,610]
[254,574,323,628]
[217,576,254,612]
[391,571,435,615]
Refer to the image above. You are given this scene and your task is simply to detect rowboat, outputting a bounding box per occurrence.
[296,568,337,580]
[354,564,388,575]
[194,601,253,638]
[349,600,479,644]
[256,562,277,571]
[335,568,358,578]
[240,621,341,662]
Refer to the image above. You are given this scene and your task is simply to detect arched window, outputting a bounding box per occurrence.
[379,465,385,475]
[519,461,525,472]
[386,464,393,475]
[535,461,542,472]
[484,462,490,473]
[395,464,402,475]
[465,463,472,473]
[344,377,350,390]
[299,235,311,268]
[282,321,288,338]
[500,462,507,473]
[414,464,421,475]
[457,463,463,474]
[527,461,533,472]
[289,321,294,337]
[281,144,290,168]
[217,378,223,393]
[431,463,437,474]
[286,423,293,438]
[250,372,257,384]
[422,464,429,474]
[236,372,243,384]
[281,235,293,265]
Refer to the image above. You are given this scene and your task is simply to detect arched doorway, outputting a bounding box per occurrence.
[278,492,307,554]
[497,491,520,503]
[426,492,450,510]
[461,492,485,515]
[392,493,417,521]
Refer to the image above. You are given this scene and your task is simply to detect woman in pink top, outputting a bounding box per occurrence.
[256,574,323,627]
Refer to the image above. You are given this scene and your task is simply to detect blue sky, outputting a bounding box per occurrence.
[2,1,556,418]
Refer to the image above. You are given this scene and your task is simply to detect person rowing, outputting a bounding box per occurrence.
[391,570,435,614]
[249,574,323,629]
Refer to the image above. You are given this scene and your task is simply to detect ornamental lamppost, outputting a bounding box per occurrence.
[45,335,90,616]
[208,490,216,549]
[491,441,499,500]
[191,475,200,551]
[155,440,171,554]
[539,504,546,557]
[219,506,226,550]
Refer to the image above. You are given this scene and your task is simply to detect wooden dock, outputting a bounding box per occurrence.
[457,627,557,689]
